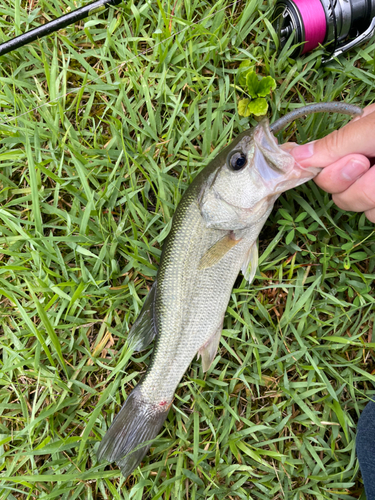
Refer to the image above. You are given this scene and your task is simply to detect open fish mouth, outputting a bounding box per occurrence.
[254,146,287,182]
[254,123,321,192]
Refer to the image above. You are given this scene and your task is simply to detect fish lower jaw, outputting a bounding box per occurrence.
[294,164,321,179]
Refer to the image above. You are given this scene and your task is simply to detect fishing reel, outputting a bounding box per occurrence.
[273,0,375,60]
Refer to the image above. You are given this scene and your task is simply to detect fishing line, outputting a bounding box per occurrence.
[0,0,240,127]
[292,0,326,54]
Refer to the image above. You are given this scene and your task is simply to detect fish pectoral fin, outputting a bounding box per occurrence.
[241,241,259,283]
[198,323,223,372]
[198,233,241,270]
[128,281,158,351]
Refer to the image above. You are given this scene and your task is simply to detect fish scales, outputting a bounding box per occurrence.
[149,184,254,403]
[97,102,363,478]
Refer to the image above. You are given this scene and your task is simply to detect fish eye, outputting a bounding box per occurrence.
[227,151,247,171]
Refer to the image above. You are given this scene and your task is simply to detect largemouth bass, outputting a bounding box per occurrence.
[98,102,362,477]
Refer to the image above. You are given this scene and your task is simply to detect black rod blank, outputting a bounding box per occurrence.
[0,0,122,57]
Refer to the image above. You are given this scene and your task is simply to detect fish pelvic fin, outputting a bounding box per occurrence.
[198,233,241,270]
[241,241,258,283]
[128,281,158,351]
[198,321,223,372]
[97,387,170,478]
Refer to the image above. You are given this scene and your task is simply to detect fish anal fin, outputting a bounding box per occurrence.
[198,233,241,270]
[242,242,259,283]
[128,281,157,351]
[198,323,223,372]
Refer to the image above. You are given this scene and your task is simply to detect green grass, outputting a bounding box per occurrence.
[0,0,374,498]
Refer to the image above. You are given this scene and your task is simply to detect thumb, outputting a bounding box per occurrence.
[290,105,375,168]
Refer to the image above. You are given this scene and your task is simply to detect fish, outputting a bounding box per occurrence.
[97,102,362,477]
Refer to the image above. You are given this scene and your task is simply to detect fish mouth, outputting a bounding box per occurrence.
[254,121,292,179]
[254,120,320,191]
[204,120,321,227]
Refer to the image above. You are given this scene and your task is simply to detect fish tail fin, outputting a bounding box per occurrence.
[97,387,170,477]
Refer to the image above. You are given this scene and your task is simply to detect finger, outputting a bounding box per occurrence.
[332,166,375,212]
[291,109,375,167]
[361,103,375,118]
[314,154,370,193]
[365,207,375,223]
[351,103,375,122]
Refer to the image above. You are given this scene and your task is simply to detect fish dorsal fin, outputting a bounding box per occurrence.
[241,242,258,283]
[198,322,223,372]
[128,281,158,351]
[198,233,241,270]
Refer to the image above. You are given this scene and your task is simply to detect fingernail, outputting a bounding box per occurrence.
[291,142,315,162]
[341,160,368,181]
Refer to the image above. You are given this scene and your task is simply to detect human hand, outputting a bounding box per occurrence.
[283,104,375,222]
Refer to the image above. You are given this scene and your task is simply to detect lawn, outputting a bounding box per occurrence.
[0,0,374,498]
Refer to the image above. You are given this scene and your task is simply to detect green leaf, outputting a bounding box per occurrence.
[238,61,254,87]
[238,98,252,117]
[248,98,268,116]
[341,242,354,251]
[350,251,368,260]
[257,75,276,97]
[286,229,295,245]
[239,60,253,70]
[295,212,307,222]
[279,209,294,221]
[27,283,68,377]
[78,379,120,461]
[246,71,260,98]
[295,195,328,232]
[236,441,265,465]
[182,469,204,486]
[331,400,350,442]
[344,255,351,270]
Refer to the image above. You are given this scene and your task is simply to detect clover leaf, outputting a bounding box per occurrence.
[246,71,261,99]
[238,98,252,117]
[238,61,254,88]
[237,67,276,118]
[248,98,269,116]
[256,76,277,97]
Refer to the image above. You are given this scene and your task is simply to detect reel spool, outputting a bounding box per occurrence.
[273,0,375,60]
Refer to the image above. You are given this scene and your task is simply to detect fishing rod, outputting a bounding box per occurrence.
[0,2,241,127]
[0,0,122,57]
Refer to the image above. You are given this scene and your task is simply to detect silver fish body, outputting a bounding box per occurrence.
[97,104,362,477]
[147,122,310,401]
